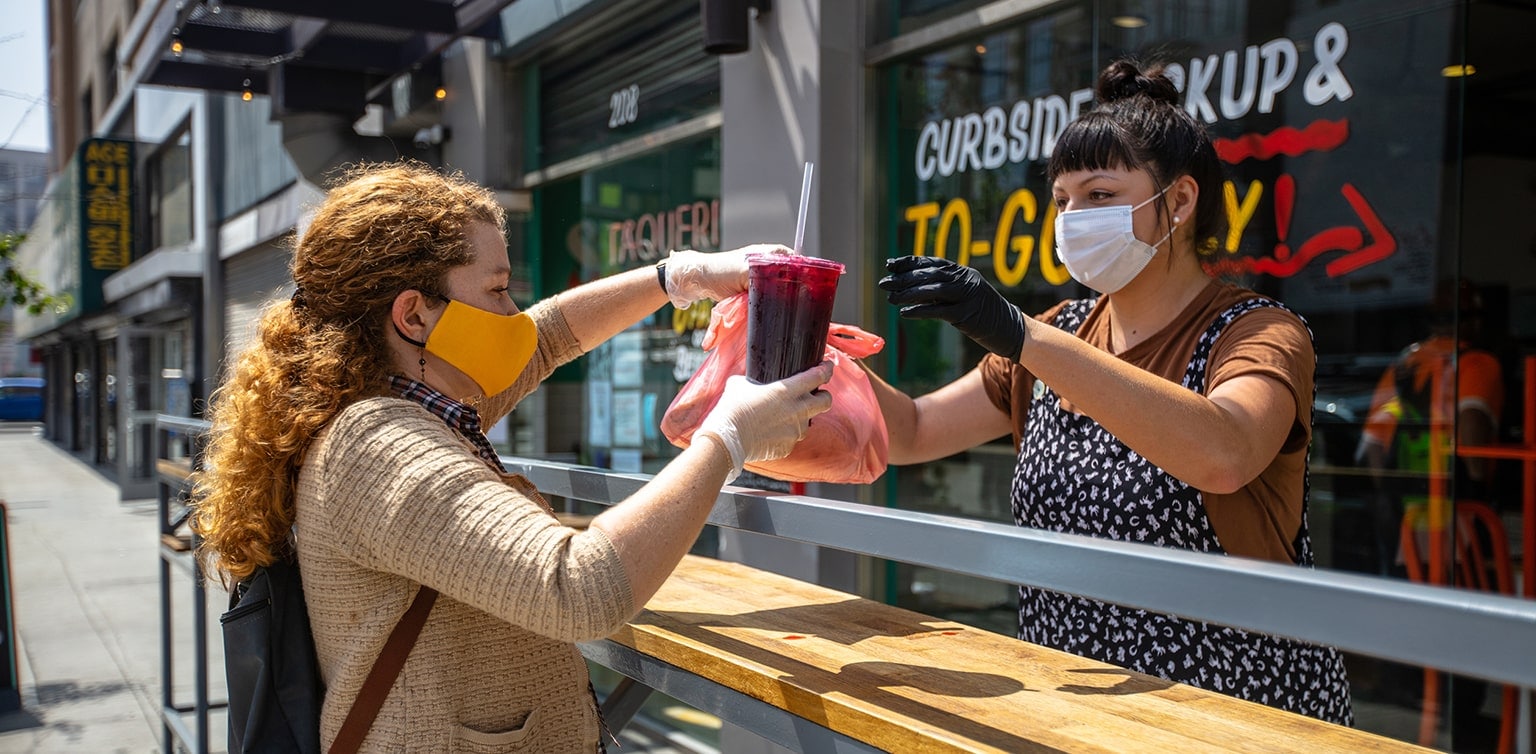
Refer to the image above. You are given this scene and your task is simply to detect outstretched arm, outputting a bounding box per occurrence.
[1017,319,1297,493]
[558,264,671,352]
[558,245,792,353]
[881,256,1301,493]
[862,364,1012,465]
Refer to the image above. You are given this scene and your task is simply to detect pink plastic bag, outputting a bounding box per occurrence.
[661,293,889,484]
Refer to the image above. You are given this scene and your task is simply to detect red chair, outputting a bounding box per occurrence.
[1400,501,1517,753]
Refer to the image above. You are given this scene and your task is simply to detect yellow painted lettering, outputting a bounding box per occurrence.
[904,202,940,257]
[1224,179,1263,253]
[934,198,972,265]
[1037,202,1070,285]
[992,189,1037,288]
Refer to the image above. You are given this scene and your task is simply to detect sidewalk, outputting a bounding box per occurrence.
[0,424,168,752]
[0,425,708,754]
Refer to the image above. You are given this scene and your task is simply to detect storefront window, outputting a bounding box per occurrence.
[162,324,192,461]
[534,135,721,473]
[510,0,724,477]
[149,129,193,251]
[96,338,115,465]
[878,1,1535,748]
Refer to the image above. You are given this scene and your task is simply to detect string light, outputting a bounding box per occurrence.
[241,78,252,102]
[434,86,447,101]
[171,38,184,56]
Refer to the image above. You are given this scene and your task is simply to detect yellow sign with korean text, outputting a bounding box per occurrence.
[78,139,134,271]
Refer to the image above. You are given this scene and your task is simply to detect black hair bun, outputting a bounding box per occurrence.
[1096,59,1180,106]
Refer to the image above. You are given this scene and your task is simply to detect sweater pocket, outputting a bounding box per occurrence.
[451,708,539,751]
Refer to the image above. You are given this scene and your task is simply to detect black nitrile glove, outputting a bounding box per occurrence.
[879,256,1026,361]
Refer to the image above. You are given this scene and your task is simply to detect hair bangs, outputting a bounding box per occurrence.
[1046,112,1140,182]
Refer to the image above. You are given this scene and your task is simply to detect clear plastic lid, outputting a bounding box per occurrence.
[745,252,845,272]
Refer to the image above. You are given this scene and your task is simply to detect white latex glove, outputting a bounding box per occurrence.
[695,362,834,483]
[661,244,792,309]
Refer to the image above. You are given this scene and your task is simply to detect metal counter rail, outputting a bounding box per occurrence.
[154,415,219,754]
[506,457,1536,692]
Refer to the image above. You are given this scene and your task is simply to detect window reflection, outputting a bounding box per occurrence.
[149,130,192,251]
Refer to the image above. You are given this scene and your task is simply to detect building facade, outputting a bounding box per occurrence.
[17,0,301,497]
[11,1,1535,751]
[0,147,50,377]
[0,148,49,237]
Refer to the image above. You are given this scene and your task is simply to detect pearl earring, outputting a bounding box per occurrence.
[1173,215,1181,224]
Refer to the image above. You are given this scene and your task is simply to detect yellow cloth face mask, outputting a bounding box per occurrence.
[413,300,538,396]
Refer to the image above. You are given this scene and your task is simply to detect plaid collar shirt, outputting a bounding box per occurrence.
[388,375,507,473]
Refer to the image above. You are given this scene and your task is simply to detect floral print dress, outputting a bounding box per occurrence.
[1010,297,1353,725]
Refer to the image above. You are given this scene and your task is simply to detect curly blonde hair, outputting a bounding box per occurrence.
[192,161,505,585]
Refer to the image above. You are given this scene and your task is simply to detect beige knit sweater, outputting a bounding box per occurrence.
[295,297,635,752]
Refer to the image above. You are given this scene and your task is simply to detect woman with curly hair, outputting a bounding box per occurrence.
[192,161,830,752]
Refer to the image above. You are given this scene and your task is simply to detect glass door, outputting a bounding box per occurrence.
[95,337,115,466]
[117,328,162,500]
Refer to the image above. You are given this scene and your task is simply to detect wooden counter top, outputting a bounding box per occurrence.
[610,555,1430,753]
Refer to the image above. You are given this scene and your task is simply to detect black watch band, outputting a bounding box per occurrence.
[655,261,668,294]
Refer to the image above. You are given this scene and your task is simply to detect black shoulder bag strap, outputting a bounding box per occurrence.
[327,586,439,754]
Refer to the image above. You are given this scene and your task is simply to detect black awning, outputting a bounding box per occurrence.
[135,0,516,117]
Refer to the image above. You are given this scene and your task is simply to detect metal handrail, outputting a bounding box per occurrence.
[155,414,212,436]
[153,416,1536,690]
[153,414,217,754]
[507,457,1536,691]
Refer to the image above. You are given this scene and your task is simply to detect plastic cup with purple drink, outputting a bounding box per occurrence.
[745,252,845,384]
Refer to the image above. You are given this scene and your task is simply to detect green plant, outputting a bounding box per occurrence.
[0,232,71,315]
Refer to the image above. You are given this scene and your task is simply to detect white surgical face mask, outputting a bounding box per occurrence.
[1053,185,1175,295]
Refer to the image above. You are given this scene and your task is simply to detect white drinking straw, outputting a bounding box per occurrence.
[792,161,814,255]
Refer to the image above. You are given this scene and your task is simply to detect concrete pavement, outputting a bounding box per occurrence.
[0,424,171,752]
[0,425,706,753]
